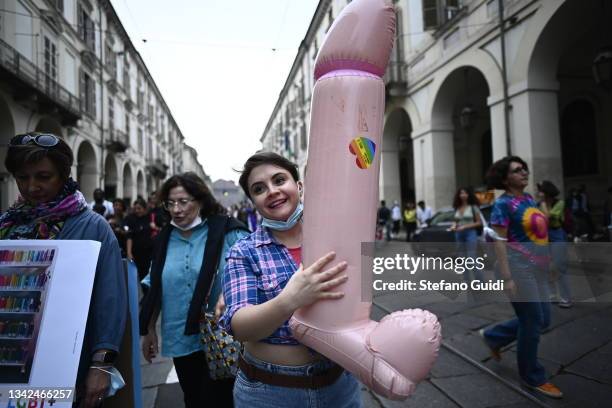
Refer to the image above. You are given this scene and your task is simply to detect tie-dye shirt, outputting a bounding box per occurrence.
[490,193,549,266]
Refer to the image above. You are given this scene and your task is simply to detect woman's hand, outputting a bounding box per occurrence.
[504,279,517,298]
[81,367,110,407]
[141,331,158,363]
[280,252,348,311]
[214,293,226,322]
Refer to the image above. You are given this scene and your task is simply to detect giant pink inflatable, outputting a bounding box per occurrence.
[289,0,441,400]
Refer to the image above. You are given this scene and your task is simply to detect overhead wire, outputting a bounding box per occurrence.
[2,7,502,50]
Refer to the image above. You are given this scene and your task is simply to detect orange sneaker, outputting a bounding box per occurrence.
[478,329,502,362]
[527,382,563,399]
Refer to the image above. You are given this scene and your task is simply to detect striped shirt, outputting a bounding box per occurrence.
[220,226,299,345]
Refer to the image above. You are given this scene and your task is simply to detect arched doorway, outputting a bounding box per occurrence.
[0,96,16,210]
[431,66,492,194]
[528,0,612,225]
[137,170,145,199]
[123,163,134,205]
[382,108,415,205]
[146,174,154,196]
[104,154,119,200]
[76,141,98,202]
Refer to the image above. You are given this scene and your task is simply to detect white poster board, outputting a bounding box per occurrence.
[0,240,100,407]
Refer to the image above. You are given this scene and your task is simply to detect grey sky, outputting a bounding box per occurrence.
[110,0,319,182]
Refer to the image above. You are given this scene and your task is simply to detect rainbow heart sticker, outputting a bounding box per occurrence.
[349,136,376,169]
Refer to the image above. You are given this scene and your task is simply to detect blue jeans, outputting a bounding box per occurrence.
[549,228,571,301]
[455,228,483,282]
[234,351,362,408]
[483,255,551,386]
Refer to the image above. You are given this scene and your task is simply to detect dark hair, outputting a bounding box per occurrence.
[485,156,529,190]
[417,201,425,208]
[452,186,479,209]
[112,198,126,211]
[5,132,73,180]
[160,172,225,217]
[238,152,299,199]
[92,203,106,216]
[537,180,560,199]
[133,198,147,209]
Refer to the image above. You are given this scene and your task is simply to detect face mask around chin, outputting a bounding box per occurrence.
[261,202,304,231]
[171,216,202,231]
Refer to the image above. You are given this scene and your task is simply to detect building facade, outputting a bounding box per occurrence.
[261,0,612,223]
[212,179,245,210]
[0,0,205,209]
[182,144,208,184]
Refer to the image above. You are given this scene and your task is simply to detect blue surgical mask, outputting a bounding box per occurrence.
[261,202,303,231]
[94,366,126,397]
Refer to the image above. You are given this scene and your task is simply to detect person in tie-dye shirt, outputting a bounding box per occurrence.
[480,156,562,399]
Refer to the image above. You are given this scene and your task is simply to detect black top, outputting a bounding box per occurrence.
[125,213,154,253]
[139,214,248,336]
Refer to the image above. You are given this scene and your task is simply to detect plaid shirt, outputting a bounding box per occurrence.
[220,226,300,345]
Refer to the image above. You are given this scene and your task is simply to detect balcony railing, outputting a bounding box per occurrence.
[146,158,168,179]
[0,38,81,122]
[107,129,129,153]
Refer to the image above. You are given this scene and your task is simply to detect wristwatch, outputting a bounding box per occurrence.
[91,350,117,365]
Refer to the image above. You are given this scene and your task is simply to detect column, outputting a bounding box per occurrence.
[412,126,456,211]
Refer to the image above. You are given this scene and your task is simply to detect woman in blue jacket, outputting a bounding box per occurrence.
[0,132,126,408]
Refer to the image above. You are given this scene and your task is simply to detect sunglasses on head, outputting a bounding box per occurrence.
[509,166,529,174]
[10,133,60,148]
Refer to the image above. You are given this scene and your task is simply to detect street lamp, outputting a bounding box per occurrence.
[398,134,411,150]
[593,46,612,90]
[459,68,477,131]
[459,105,477,131]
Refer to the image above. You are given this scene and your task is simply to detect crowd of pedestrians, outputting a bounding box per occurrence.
[3,131,611,407]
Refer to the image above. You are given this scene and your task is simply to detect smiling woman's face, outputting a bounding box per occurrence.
[14,157,65,205]
[247,164,300,222]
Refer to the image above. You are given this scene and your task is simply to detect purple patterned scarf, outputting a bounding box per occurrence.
[0,178,88,240]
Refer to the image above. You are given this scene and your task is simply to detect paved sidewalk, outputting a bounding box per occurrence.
[141,241,612,407]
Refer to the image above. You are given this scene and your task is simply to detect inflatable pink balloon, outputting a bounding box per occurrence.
[289,0,441,400]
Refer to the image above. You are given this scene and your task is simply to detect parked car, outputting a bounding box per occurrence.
[414,204,492,242]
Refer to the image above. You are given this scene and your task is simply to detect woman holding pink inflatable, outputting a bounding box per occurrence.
[220,152,362,407]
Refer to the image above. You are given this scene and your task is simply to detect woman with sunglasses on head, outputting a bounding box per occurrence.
[139,172,248,408]
[0,132,127,407]
[479,156,562,399]
[220,152,361,408]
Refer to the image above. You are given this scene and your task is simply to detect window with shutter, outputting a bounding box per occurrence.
[90,77,96,118]
[87,18,95,50]
[300,124,307,151]
[77,4,84,40]
[79,69,87,111]
[108,97,114,131]
[422,0,440,30]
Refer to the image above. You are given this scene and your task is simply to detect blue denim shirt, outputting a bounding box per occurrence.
[59,209,127,386]
[142,221,248,357]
